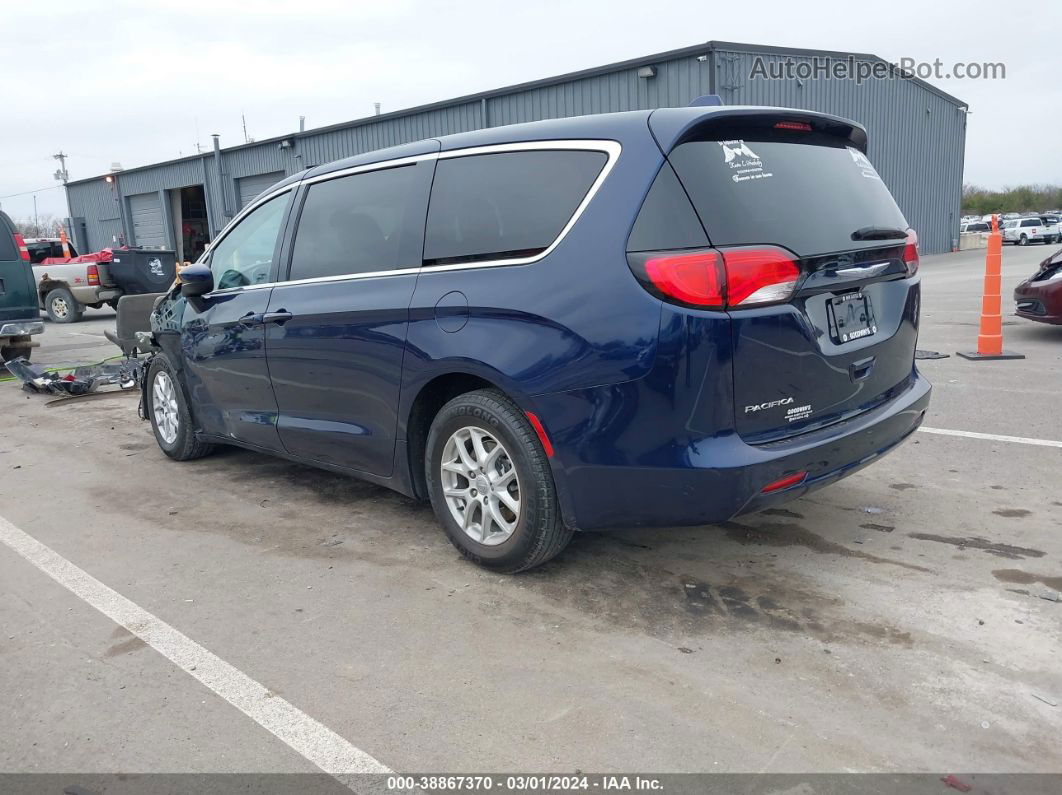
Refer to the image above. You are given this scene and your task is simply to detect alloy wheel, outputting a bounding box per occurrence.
[440,426,521,546]
[152,371,180,445]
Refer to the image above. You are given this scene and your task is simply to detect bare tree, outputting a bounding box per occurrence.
[13,214,64,238]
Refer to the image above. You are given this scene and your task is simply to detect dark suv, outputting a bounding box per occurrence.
[145,104,931,572]
[0,212,45,361]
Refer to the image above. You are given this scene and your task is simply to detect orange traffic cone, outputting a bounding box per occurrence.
[957,214,1024,360]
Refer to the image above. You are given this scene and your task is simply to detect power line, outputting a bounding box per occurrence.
[0,184,63,200]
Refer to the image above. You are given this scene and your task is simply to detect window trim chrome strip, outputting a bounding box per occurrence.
[199,138,621,295]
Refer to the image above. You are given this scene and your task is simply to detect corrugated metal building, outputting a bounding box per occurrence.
[65,40,967,256]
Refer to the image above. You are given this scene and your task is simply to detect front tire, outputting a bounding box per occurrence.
[146,356,215,461]
[45,288,82,323]
[425,389,572,573]
[1018,234,1029,246]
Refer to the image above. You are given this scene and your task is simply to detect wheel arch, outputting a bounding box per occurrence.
[38,278,72,304]
[405,371,504,501]
[401,366,578,530]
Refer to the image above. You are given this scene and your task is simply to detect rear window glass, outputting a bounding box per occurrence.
[424,150,607,265]
[0,224,16,261]
[668,137,909,257]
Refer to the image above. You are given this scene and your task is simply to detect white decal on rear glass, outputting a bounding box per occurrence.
[720,139,773,184]
[848,147,881,180]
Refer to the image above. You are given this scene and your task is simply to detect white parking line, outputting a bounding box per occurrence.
[919,426,1062,449]
[0,514,390,785]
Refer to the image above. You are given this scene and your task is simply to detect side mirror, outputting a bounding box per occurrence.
[180,264,214,298]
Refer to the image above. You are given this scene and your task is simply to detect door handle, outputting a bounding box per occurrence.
[221,311,263,328]
[262,311,293,325]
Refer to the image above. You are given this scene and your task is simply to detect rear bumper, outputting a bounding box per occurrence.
[0,320,44,338]
[733,373,930,517]
[552,372,931,530]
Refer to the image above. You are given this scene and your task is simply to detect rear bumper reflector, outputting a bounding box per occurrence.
[761,471,808,494]
[525,411,555,458]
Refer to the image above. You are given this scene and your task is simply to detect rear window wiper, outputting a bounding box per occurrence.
[850,226,907,241]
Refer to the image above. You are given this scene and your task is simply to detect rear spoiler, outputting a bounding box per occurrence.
[648,105,869,154]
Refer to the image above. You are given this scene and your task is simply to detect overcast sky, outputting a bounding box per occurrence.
[2,0,1059,223]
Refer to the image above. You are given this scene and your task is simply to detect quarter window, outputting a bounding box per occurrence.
[423,150,608,265]
[289,164,425,281]
[208,193,289,290]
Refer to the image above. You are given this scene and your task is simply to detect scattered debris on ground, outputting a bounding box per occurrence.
[4,357,142,397]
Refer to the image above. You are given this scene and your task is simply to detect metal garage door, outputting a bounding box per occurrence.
[237,171,285,209]
[128,193,166,248]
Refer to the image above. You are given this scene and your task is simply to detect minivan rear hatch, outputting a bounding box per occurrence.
[659,111,920,443]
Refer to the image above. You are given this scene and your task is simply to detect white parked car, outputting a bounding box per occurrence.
[1039,215,1060,244]
[1002,217,1051,246]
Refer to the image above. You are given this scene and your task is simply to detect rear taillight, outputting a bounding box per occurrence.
[629,246,800,309]
[13,233,30,262]
[642,250,726,308]
[722,246,801,306]
[903,229,919,276]
[87,264,100,285]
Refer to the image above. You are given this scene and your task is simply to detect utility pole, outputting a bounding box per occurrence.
[53,150,73,252]
[53,150,72,214]
[53,151,69,183]
[33,195,39,236]
[242,113,249,144]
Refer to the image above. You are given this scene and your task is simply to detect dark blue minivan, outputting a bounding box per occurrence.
[147,104,931,572]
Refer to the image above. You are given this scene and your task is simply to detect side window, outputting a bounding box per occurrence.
[208,193,289,290]
[289,163,425,281]
[424,150,607,265]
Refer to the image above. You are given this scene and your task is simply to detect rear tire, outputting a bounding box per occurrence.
[425,389,572,573]
[45,288,82,323]
[146,355,215,461]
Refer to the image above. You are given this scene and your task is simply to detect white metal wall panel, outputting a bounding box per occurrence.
[237,172,286,209]
[128,192,166,248]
